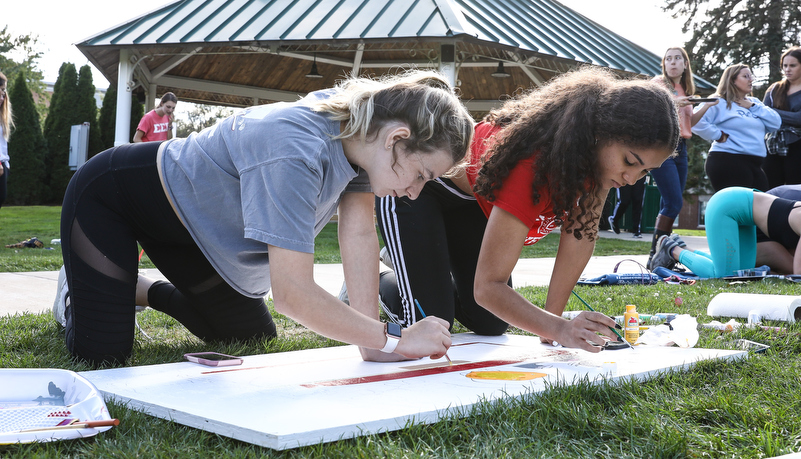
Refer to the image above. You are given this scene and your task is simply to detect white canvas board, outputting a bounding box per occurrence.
[79,333,746,450]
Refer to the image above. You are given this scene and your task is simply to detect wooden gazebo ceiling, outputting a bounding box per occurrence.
[82,40,583,109]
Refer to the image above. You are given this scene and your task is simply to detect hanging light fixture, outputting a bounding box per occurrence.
[491,61,511,78]
[306,54,323,79]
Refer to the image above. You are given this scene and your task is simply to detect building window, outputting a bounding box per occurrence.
[697,195,711,228]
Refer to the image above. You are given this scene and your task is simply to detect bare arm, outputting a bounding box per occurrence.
[543,227,596,316]
[337,192,394,361]
[132,129,145,143]
[473,206,617,353]
[268,244,451,360]
[754,192,799,274]
[756,241,794,274]
[691,99,719,127]
[794,238,801,275]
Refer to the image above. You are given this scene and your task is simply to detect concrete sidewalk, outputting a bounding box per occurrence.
[0,232,708,318]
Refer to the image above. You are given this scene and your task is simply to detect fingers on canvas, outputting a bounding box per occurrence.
[569,313,615,353]
[399,316,451,359]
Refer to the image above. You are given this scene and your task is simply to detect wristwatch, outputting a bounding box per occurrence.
[380,322,402,353]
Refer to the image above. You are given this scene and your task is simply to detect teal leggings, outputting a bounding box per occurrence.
[678,187,756,278]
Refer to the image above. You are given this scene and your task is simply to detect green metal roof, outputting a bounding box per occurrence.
[80,0,711,87]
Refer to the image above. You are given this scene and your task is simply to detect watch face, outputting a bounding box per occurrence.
[386,322,402,338]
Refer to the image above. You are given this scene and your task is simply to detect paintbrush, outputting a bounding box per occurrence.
[414,299,453,365]
[16,418,120,433]
[570,290,632,349]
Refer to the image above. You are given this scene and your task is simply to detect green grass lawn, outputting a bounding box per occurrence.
[0,206,649,272]
[2,206,801,457]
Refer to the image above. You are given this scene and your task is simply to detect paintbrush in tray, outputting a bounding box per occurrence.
[16,418,120,433]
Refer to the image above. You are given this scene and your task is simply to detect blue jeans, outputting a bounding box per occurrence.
[649,139,688,218]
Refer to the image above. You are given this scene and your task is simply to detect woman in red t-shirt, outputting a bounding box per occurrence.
[133,92,178,143]
[376,67,680,352]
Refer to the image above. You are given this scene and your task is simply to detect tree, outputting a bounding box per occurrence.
[176,103,235,138]
[0,26,47,121]
[75,65,103,158]
[664,0,801,89]
[98,84,117,150]
[683,138,714,197]
[97,84,146,150]
[130,94,144,143]
[42,63,79,204]
[7,72,46,204]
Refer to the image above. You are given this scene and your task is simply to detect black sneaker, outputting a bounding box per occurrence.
[632,232,642,239]
[669,233,687,248]
[608,216,620,234]
[649,235,678,271]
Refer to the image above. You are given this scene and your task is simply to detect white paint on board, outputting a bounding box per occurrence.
[80,334,746,450]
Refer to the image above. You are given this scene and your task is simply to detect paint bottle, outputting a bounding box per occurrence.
[624,304,640,345]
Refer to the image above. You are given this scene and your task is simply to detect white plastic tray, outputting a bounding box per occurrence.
[0,368,114,444]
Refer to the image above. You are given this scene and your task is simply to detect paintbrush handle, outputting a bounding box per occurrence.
[571,290,630,346]
[415,299,453,364]
[17,418,120,433]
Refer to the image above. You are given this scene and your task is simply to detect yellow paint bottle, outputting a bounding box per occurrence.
[624,304,640,345]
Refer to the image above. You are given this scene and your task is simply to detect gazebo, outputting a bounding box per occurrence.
[76,0,712,145]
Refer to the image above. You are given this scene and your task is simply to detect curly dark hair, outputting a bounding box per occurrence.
[473,66,680,241]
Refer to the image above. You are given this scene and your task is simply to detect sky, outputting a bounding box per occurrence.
[5,0,693,89]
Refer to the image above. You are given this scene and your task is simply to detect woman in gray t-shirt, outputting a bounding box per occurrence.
[55,70,473,366]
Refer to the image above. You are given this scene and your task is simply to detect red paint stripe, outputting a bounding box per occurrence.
[301,359,523,388]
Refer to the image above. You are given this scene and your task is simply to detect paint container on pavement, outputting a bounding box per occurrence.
[624,304,640,345]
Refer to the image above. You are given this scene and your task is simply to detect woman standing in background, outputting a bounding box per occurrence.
[133,92,178,143]
[762,47,801,189]
[647,47,695,270]
[0,72,13,210]
[692,64,781,192]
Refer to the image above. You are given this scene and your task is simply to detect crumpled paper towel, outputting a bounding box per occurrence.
[636,314,699,348]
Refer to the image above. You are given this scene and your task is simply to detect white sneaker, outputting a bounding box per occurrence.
[338,281,349,305]
[52,266,69,327]
[379,247,394,271]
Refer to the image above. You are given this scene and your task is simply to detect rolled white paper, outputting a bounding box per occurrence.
[707,293,801,323]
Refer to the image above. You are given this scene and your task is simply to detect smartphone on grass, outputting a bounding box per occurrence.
[183,352,243,367]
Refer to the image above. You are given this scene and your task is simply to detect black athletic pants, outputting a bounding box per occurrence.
[0,162,7,209]
[705,151,769,192]
[375,178,508,335]
[61,142,276,365]
[611,176,646,233]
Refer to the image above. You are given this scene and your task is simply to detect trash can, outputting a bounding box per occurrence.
[601,175,661,233]
[640,177,661,233]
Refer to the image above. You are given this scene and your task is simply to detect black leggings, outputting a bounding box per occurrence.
[705,151,768,192]
[61,142,276,365]
[376,178,508,335]
[0,162,7,209]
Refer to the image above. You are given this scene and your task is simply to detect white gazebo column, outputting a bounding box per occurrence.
[114,49,133,146]
[147,83,157,112]
[438,44,457,87]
